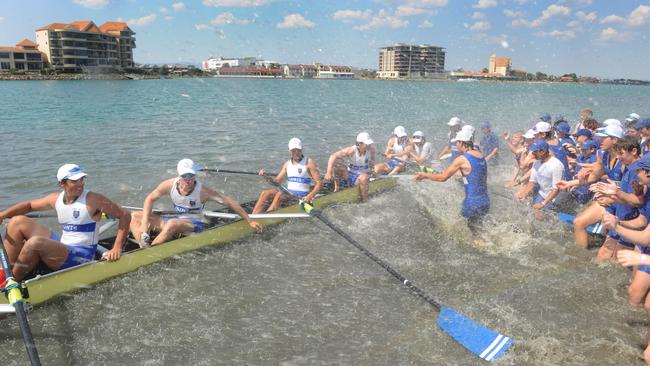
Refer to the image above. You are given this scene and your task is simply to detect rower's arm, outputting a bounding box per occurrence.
[0,193,58,223]
[614,184,646,207]
[273,163,288,184]
[140,180,170,233]
[304,159,322,203]
[204,186,261,232]
[326,147,352,178]
[612,219,650,246]
[383,138,395,157]
[585,159,605,185]
[88,192,130,261]
[416,156,466,182]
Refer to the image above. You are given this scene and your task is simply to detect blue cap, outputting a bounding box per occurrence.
[555,121,571,134]
[540,113,551,122]
[635,118,650,130]
[637,154,650,171]
[530,139,549,152]
[575,129,592,138]
[580,140,596,150]
[479,121,491,129]
[553,114,566,123]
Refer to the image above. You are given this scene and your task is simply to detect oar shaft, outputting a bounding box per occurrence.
[310,210,441,311]
[0,233,41,365]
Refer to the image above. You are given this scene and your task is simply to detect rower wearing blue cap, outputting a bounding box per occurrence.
[479,121,499,164]
[636,118,650,155]
[571,140,597,204]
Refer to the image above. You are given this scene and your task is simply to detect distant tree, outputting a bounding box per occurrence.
[535,72,548,81]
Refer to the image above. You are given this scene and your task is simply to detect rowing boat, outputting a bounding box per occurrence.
[1,178,396,307]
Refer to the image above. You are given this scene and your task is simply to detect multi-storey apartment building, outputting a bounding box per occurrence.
[0,39,44,72]
[378,44,446,79]
[488,54,511,77]
[35,20,136,71]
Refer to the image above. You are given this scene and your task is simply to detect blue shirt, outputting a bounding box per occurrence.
[480,132,499,162]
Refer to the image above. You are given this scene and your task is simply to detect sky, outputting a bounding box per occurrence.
[1,0,649,79]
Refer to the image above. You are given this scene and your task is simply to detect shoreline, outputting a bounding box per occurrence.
[1,73,648,86]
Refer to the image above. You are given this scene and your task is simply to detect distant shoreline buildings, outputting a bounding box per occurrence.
[201,56,354,79]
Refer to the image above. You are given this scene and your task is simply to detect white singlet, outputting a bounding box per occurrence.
[170,178,204,213]
[55,189,99,247]
[392,138,405,154]
[286,157,311,193]
[348,147,370,173]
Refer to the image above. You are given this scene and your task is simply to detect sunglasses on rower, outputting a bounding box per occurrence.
[180,173,196,180]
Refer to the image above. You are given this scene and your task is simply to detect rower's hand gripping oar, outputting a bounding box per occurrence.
[0,227,41,365]
[271,180,513,362]
[393,157,440,174]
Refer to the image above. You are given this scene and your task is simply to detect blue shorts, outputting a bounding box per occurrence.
[163,216,206,233]
[386,159,400,171]
[343,171,367,188]
[461,203,489,220]
[61,244,97,269]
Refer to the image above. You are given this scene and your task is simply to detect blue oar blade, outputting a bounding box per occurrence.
[436,306,512,362]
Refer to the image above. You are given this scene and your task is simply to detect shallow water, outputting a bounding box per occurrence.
[1,79,650,365]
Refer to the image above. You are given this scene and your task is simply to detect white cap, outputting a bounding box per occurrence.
[57,164,87,182]
[448,117,462,126]
[412,130,424,141]
[393,126,406,136]
[356,132,374,145]
[626,113,641,122]
[288,137,303,150]
[534,121,551,133]
[595,125,624,139]
[454,129,473,142]
[603,118,622,127]
[177,158,199,176]
[523,129,536,139]
[461,124,475,135]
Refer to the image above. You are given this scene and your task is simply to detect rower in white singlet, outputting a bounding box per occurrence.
[325,132,377,202]
[375,125,412,175]
[253,138,322,213]
[0,164,131,281]
[131,158,263,247]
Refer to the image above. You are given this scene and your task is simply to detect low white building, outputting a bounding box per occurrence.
[202,57,277,71]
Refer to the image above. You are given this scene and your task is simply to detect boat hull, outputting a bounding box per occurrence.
[3,178,396,306]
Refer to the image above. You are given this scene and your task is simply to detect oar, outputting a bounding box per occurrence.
[203,211,310,219]
[0,226,42,365]
[440,152,452,160]
[271,181,512,362]
[393,158,440,174]
[200,168,278,176]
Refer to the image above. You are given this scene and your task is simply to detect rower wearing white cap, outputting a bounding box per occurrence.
[440,117,463,162]
[253,138,322,214]
[409,131,439,170]
[375,126,412,175]
[131,159,262,246]
[325,132,377,202]
[0,164,131,281]
[625,113,641,137]
[415,127,490,245]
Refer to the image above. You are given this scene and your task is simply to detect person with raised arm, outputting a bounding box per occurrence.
[325,132,376,202]
[253,138,322,214]
[0,164,130,281]
[555,124,624,249]
[130,159,262,247]
[415,127,489,245]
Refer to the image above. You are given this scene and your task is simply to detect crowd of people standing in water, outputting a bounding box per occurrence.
[3,107,650,363]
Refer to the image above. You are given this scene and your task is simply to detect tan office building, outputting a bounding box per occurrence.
[378,44,446,79]
[35,20,136,71]
[0,39,45,72]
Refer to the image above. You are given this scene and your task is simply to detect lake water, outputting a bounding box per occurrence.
[1,78,650,365]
